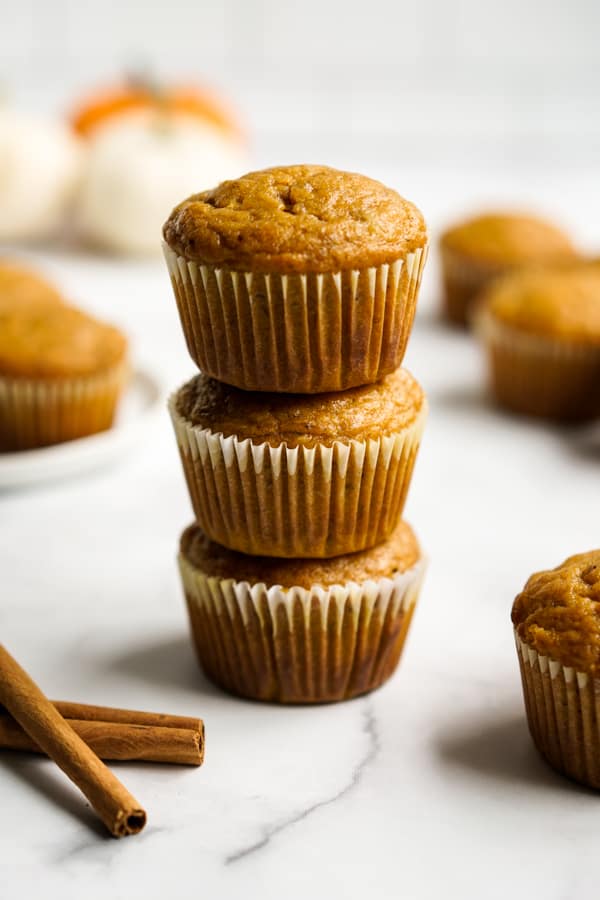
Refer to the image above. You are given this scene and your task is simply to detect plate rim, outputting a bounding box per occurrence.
[0,364,166,487]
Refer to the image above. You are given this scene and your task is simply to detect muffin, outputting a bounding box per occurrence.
[474,265,600,421]
[179,518,426,703]
[0,260,64,311]
[169,367,427,558]
[512,550,600,789]
[0,302,128,450]
[163,165,428,393]
[439,213,578,326]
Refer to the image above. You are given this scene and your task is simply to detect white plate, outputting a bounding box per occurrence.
[0,367,164,488]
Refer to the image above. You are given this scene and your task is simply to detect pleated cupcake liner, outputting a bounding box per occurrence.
[163,242,428,393]
[180,552,426,703]
[515,632,600,789]
[0,362,129,451]
[169,392,427,558]
[475,309,600,420]
[439,244,506,327]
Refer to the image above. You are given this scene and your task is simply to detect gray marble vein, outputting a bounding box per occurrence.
[225,698,380,865]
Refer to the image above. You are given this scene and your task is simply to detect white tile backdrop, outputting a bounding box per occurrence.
[2,0,600,169]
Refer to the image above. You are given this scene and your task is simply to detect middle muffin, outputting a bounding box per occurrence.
[169,367,427,558]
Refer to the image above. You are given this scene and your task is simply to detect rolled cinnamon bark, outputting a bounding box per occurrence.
[0,714,204,765]
[52,701,202,733]
[0,645,146,837]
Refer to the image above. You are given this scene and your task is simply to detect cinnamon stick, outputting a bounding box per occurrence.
[0,644,146,837]
[0,713,204,765]
[52,701,202,733]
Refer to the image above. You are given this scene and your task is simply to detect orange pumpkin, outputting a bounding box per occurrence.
[71,82,245,143]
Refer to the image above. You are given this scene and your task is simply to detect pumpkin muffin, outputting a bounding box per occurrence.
[439,212,578,326]
[513,550,600,789]
[475,265,600,420]
[0,302,128,450]
[179,518,426,703]
[163,164,428,392]
[0,260,64,311]
[169,367,427,558]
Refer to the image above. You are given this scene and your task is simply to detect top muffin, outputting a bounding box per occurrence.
[512,550,600,674]
[479,266,600,344]
[163,164,427,273]
[440,213,577,267]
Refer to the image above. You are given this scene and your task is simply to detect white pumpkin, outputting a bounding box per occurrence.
[76,113,249,255]
[0,110,83,241]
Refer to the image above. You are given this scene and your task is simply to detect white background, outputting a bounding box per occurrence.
[3,0,600,167]
[2,3,600,899]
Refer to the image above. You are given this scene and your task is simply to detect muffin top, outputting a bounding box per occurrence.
[440,213,577,267]
[480,266,600,344]
[512,551,600,674]
[0,261,64,311]
[175,367,425,446]
[163,164,427,273]
[0,303,128,378]
[181,519,421,590]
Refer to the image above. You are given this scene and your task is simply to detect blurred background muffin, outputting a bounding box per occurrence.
[0,261,64,311]
[475,265,600,421]
[0,278,128,450]
[439,212,579,327]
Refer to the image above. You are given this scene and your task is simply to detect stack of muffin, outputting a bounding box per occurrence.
[162,165,429,703]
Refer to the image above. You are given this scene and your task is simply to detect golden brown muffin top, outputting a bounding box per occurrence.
[512,551,600,674]
[0,303,128,378]
[181,519,421,590]
[440,213,577,267]
[0,261,64,311]
[175,368,425,446]
[480,266,600,344]
[163,164,427,273]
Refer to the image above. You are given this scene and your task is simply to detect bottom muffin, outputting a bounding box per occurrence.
[512,550,600,789]
[179,520,426,704]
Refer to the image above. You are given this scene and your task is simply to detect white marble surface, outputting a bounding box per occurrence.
[2,164,600,900]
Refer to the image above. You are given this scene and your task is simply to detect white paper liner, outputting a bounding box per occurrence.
[180,552,426,703]
[0,363,128,450]
[169,391,427,558]
[475,309,600,420]
[515,631,600,788]
[163,242,428,392]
